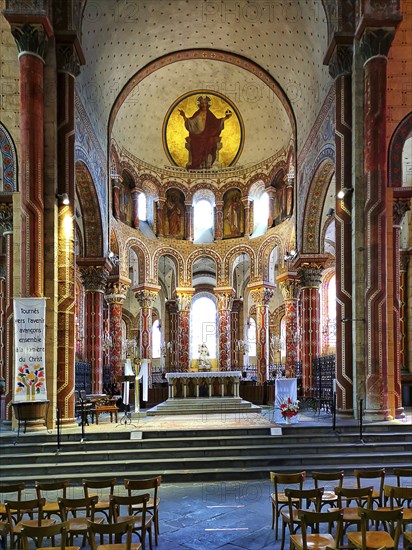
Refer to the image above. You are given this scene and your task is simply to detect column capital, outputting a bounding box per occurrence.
[298,262,324,288]
[359,28,396,63]
[248,283,274,306]
[400,250,410,273]
[56,42,81,77]
[393,198,411,226]
[214,287,235,310]
[135,284,160,308]
[175,288,195,311]
[277,274,300,301]
[9,23,49,61]
[106,280,130,304]
[329,44,353,79]
[79,265,111,293]
[0,203,13,233]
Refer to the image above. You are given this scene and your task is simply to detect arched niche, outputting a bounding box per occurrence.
[75,161,104,257]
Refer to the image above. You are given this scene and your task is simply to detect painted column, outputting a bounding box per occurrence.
[267,187,276,227]
[231,299,242,369]
[249,284,274,383]
[0,204,13,421]
[392,199,410,418]
[112,178,121,220]
[329,44,354,413]
[9,23,49,296]
[105,281,129,389]
[215,288,235,372]
[215,201,223,240]
[175,288,195,372]
[400,252,409,375]
[407,253,412,374]
[135,285,160,386]
[360,27,396,419]
[185,202,193,241]
[56,42,83,423]
[277,275,300,378]
[156,199,164,237]
[242,198,250,236]
[80,264,111,394]
[131,188,140,229]
[165,299,178,371]
[298,264,323,394]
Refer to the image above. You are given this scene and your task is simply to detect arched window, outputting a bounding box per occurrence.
[253,191,269,236]
[190,296,217,359]
[138,192,147,221]
[194,199,214,243]
[152,319,161,358]
[247,318,256,358]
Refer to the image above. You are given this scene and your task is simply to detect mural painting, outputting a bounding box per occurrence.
[223,189,244,238]
[164,189,185,238]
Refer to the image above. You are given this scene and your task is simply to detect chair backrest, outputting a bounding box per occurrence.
[6,497,46,528]
[110,493,150,522]
[21,520,71,550]
[359,507,403,549]
[393,468,412,487]
[83,477,116,498]
[88,518,135,550]
[298,509,343,549]
[335,486,373,509]
[35,480,69,500]
[285,487,324,515]
[311,470,344,490]
[124,476,161,502]
[354,468,385,494]
[270,471,306,500]
[0,482,25,504]
[58,495,98,521]
[385,484,412,508]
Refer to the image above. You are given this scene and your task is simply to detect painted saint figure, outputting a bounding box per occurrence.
[179,96,232,170]
[165,191,183,236]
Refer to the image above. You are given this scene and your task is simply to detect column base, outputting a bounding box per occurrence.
[394,406,405,420]
[364,408,390,422]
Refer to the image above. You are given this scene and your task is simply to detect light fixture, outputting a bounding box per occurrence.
[326,207,335,217]
[284,249,297,261]
[108,250,120,266]
[57,193,70,205]
[337,188,353,199]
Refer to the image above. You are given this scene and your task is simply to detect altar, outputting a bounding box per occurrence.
[165,371,241,399]
[274,377,298,424]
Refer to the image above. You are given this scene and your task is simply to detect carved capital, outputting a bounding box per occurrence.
[298,263,324,288]
[360,28,396,63]
[400,251,410,273]
[56,43,81,76]
[278,278,300,301]
[393,199,411,226]
[80,265,110,293]
[11,23,48,60]
[135,288,158,309]
[249,285,274,307]
[0,204,13,232]
[0,265,6,279]
[214,288,235,310]
[175,288,195,311]
[329,44,353,78]
[106,281,130,304]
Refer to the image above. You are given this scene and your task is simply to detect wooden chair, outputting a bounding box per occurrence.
[58,495,103,547]
[290,508,343,550]
[335,485,373,545]
[36,480,70,520]
[0,483,25,520]
[110,493,152,550]
[0,520,9,550]
[88,518,141,550]
[311,470,344,510]
[5,497,55,549]
[347,507,403,550]
[354,468,386,507]
[21,520,80,550]
[378,485,412,531]
[404,530,412,549]
[280,487,324,550]
[270,471,306,539]
[124,477,161,544]
[393,468,412,488]
[83,478,116,521]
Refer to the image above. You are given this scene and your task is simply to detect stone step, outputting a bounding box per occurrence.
[146,398,262,415]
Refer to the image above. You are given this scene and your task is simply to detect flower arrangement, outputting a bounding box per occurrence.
[280,396,299,418]
[16,364,45,400]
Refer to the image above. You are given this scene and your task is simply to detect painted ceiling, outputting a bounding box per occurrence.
[77,0,332,171]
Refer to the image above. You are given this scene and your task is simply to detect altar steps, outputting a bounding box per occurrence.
[146,397,262,415]
[0,424,410,484]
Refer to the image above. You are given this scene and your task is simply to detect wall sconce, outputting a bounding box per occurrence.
[337,188,353,199]
[326,207,335,217]
[284,249,297,261]
[57,193,70,206]
[108,250,120,266]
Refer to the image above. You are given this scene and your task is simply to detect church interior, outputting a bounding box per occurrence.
[0,1,412,548]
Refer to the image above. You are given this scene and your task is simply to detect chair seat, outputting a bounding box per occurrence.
[43,501,61,513]
[321,491,337,502]
[342,507,361,522]
[37,547,80,550]
[347,530,396,549]
[280,509,299,523]
[67,516,103,532]
[131,497,159,513]
[117,514,152,531]
[377,506,412,521]
[15,518,55,533]
[291,532,336,549]
[97,545,141,550]
[272,492,299,504]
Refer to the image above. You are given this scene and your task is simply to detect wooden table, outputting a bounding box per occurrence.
[91,397,119,424]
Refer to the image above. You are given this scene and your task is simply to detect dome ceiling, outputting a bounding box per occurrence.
[78,0,332,166]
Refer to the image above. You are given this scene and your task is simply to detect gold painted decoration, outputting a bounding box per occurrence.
[163,90,244,170]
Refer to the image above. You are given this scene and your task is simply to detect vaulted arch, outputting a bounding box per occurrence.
[75,161,104,257]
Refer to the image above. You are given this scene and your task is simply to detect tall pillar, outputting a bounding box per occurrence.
[392,199,410,418]
[0,204,13,421]
[328,43,354,413]
[112,178,121,220]
[156,199,164,237]
[131,188,140,229]
[277,274,300,377]
[135,285,160,385]
[359,27,396,419]
[56,40,83,423]
[400,252,409,375]
[105,281,129,388]
[79,264,111,394]
[175,288,195,372]
[215,288,235,372]
[231,299,242,369]
[215,202,223,240]
[242,198,251,236]
[185,202,193,241]
[248,283,274,383]
[298,264,323,394]
[267,188,276,227]
[165,299,178,371]
[7,22,50,296]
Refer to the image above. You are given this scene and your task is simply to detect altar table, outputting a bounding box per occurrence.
[165,371,242,399]
[274,378,298,424]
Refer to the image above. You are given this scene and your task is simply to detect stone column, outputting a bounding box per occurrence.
[298,264,323,394]
[135,285,160,386]
[112,177,121,220]
[231,299,242,369]
[165,299,178,371]
[185,202,193,241]
[267,187,276,227]
[79,264,111,394]
[329,43,354,413]
[407,253,412,374]
[392,199,410,418]
[175,288,195,372]
[8,22,49,296]
[215,288,235,371]
[359,27,396,419]
[131,188,140,229]
[277,275,300,377]
[105,281,129,388]
[0,204,13,421]
[56,40,82,424]
[214,201,223,240]
[156,199,164,237]
[242,198,250,236]
[400,252,409,375]
[248,283,274,383]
